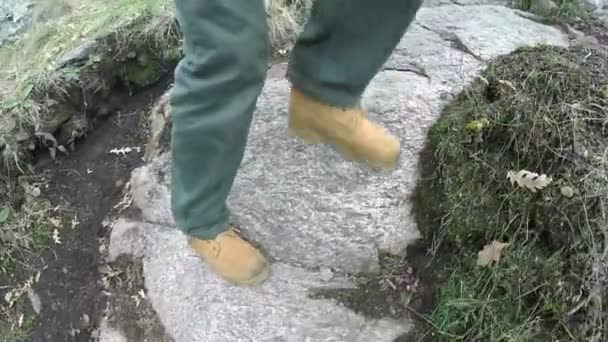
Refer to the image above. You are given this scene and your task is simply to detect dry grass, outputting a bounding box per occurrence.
[267,0,313,49]
[0,0,314,173]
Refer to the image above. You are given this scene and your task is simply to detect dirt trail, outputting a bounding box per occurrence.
[28,80,169,342]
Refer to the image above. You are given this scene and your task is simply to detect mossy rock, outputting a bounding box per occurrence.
[125,53,162,88]
[415,45,608,341]
[41,105,75,134]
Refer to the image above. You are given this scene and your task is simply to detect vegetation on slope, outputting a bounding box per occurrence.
[415,45,607,341]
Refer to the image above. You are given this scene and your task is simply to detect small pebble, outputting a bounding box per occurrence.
[560,186,574,198]
[319,267,333,282]
[28,288,42,314]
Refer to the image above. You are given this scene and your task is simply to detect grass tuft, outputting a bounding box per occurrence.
[415,45,608,341]
[0,0,314,174]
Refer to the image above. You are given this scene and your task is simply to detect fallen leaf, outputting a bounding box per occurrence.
[71,215,80,229]
[109,146,140,156]
[28,288,42,314]
[132,295,141,307]
[109,147,133,156]
[477,240,510,266]
[52,229,61,244]
[498,79,516,93]
[49,217,61,228]
[507,170,552,193]
[5,291,13,304]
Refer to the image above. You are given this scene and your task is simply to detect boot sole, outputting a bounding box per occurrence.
[232,263,271,286]
[288,126,399,170]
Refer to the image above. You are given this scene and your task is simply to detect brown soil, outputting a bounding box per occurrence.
[101,256,173,342]
[27,79,170,342]
[571,16,608,45]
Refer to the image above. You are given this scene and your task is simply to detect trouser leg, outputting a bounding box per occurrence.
[170,0,269,240]
[287,0,424,107]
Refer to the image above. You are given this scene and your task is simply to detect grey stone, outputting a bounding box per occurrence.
[0,0,31,46]
[107,219,410,342]
[55,39,98,68]
[105,4,570,341]
[595,8,608,24]
[412,5,568,60]
[583,0,608,10]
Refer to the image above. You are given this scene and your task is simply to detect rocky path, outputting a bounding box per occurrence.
[101,3,572,341]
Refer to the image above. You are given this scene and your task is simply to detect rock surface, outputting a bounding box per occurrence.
[104,4,571,342]
[0,0,30,46]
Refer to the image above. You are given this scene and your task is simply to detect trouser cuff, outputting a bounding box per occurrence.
[287,68,361,109]
[182,219,230,241]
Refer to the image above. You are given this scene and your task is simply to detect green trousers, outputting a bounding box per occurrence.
[170,0,423,240]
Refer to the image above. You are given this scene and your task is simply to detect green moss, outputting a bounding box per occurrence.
[163,46,183,65]
[126,56,162,88]
[415,45,608,341]
[512,0,594,23]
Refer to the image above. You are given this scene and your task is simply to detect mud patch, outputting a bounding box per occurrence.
[28,79,170,342]
[99,255,173,342]
[569,14,608,45]
[310,243,437,340]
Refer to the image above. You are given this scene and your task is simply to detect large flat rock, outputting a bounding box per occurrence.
[108,218,409,342]
[104,4,570,342]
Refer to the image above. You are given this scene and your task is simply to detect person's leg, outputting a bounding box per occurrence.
[170,0,270,285]
[287,0,424,169]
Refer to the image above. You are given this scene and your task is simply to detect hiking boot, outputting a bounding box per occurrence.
[288,87,400,170]
[190,228,270,285]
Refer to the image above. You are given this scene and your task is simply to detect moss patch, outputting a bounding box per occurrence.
[513,0,593,22]
[414,45,608,341]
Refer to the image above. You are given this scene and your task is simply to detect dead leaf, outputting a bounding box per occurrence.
[507,170,552,193]
[52,229,61,244]
[49,217,61,228]
[477,240,510,266]
[498,79,516,93]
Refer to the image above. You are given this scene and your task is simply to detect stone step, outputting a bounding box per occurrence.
[108,219,410,341]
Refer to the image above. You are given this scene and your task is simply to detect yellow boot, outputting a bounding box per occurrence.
[288,87,400,170]
[190,228,270,285]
